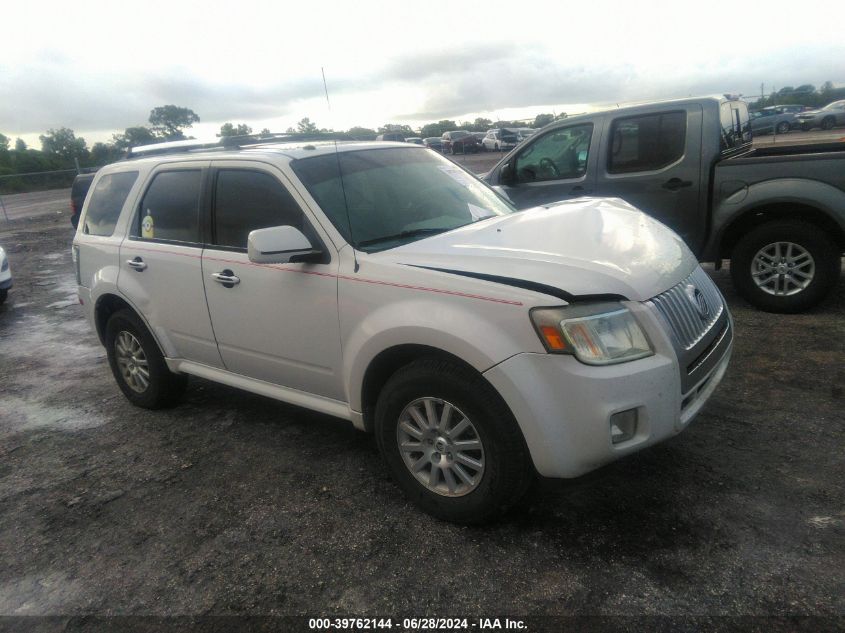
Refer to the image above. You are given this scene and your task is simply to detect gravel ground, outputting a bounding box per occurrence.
[0,208,843,624]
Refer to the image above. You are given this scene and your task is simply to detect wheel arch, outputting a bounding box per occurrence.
[716,200,845,260]
[94,292,159,348]
[358,344,495,433]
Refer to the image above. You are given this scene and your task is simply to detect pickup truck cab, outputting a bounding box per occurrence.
[73,137,732,522]
[485,96,845,313]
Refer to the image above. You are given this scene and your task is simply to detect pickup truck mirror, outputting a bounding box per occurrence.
[247,225,323,264]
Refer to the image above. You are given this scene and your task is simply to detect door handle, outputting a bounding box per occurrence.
[211,269,240,288]
[662,178,693,191]
[126,257,147,272]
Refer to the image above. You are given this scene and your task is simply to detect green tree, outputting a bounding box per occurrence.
[39,127,87,161]
[90,142,121,165]
[0,133,8,151]
[470,117,492,132]
[420,120,457,138]
[14,138,27,151]
[112,126,157,149]
[346,126,377,139]
[149,105,200,140]
[296,117,319,134]
[378,123,415,135]
[259,128,271,135]
[534,113,555,128]
[220,122,253,137]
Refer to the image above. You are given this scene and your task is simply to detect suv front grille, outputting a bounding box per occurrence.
[650,267,724,351]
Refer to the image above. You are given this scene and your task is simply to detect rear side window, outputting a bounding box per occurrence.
[83,172,138,236]
[608,111,686,173]
[213,170,309,249]
[135,170,202,243]
[719,102,751,153]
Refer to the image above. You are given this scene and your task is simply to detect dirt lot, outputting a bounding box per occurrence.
[0,207,843,626]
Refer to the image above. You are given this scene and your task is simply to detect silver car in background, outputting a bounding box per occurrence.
[750,106,796,135]
[795,100,845,130]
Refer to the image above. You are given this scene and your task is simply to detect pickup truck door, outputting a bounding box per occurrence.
[200,162,344,400]
[594,104,705,249]
[491,122,599,209]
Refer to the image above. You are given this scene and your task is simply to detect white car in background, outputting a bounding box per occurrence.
[73,137,733,523]
[0,246,11,304]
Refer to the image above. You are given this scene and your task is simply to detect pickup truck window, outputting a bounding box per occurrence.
[134,170,202,244]
[513,124,593,183]
[719,101,751,153]
[607,111,686,174]
[213,170,309,249]
[83,171,138,237]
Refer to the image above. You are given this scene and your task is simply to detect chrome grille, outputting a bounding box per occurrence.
[649,267,724,350]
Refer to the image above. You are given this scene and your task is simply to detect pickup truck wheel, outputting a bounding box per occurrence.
[105,309,187,408]
[730,221,841,313]
[375,358,532,523]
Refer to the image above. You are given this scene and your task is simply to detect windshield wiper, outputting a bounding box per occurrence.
[356,227,455,248]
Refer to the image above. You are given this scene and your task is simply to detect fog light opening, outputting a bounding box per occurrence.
[610,409,638,444]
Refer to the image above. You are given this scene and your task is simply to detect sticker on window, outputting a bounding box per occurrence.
[438,165,478,188]
[141,212,154,239]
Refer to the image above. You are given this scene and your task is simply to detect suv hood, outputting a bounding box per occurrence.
[371,197,698,302]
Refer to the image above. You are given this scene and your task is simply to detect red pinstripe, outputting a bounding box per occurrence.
[122,244,524,306]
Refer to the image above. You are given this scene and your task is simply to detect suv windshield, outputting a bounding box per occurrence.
[292,147,515,250]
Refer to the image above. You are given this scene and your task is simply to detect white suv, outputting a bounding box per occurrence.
[73,138,733,522]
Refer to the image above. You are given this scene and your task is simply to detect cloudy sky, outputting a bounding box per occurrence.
[2,0,843,146]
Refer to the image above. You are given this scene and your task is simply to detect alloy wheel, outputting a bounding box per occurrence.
[115,330,150,393]
[751,241,815,296]
[396,397,485,497]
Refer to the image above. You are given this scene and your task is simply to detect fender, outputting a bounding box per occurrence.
[342,297,545,415]
[705,178,845,260]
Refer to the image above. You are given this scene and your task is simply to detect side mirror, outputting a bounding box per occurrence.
[499,161,515,186]
[247,225,323,264]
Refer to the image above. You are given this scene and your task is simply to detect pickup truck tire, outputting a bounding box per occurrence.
[375,358,533,523]
[105,309,187,408]
[730,221,840,313]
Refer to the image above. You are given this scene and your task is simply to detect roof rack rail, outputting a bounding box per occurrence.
[126,132,368,159]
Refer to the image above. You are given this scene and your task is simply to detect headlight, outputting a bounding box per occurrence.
[531,303,653,365]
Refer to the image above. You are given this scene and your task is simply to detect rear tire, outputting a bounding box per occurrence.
[375,358,533,524]
[105,309,187,408]
[776,121,790,134]
[821,116,836,131]
[730,220,841,313]
[0,289,7,304]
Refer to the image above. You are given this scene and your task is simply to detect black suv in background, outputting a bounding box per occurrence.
[441,130,480,154]
[70,173,96,228]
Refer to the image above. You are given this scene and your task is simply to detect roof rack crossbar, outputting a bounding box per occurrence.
[126,132,368,159]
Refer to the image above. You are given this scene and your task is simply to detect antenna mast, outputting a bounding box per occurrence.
[321,66,359,272]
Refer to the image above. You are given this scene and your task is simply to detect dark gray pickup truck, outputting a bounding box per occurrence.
[484,96,845,312]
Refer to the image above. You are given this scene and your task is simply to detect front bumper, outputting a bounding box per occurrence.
[484,303,733,478]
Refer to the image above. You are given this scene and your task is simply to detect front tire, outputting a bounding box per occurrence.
[730,221,841,313]
[105,309,187,408]
[375,359,532,523]
[821,116,836,131]
[776,121,790,134]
